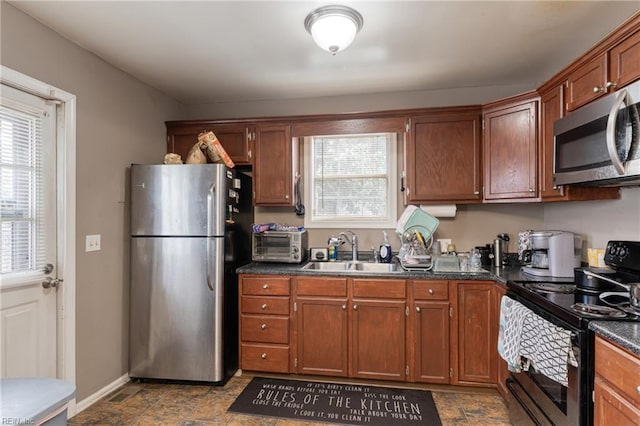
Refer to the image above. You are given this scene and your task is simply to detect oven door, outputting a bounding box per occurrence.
[504,292,590,426]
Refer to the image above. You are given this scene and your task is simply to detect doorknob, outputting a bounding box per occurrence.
[42,277,63,289]
[42,263,54,274]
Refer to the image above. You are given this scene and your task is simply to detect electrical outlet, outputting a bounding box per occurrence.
[437,238,452,253]
[86,234,101,252]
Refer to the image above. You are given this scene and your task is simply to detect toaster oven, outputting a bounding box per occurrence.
[252,230,308,263]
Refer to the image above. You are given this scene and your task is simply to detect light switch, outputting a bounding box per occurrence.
[86,234,101,252]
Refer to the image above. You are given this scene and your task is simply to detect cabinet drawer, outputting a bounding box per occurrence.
[296,277,348,297]
[241,315,289,344]
[241,343,290,373]
[595,336,640,406]
[352,279,406,299]
[241,296,290,315]
[241,276,290,296]
[413,280,449,300]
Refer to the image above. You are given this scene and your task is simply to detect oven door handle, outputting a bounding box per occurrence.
[583,269,630,291]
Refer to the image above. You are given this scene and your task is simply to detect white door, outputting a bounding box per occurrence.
[0,84,58,378]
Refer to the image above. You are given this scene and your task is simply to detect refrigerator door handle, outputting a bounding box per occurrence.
[206,237,215,292]
[207,183,216,236]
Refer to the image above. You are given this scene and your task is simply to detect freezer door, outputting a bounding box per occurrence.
[131,164,229,237]
[129,236,225,382]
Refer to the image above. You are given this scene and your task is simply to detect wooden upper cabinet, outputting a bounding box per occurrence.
[567,25,640,112]
[539,84,566,200]
[166,122,252,165]
[207,124,252,165]
[405,109,482,204]
[610,28,640,90]
[566,53,609,112]
[483,94,539,202]
[253,124,295,206]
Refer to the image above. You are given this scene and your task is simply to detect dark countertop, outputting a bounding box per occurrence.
[589,321,640,357]
[237,261,523,285]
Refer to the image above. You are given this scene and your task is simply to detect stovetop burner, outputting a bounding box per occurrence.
[524,282,576,294]
[570,303,628,318]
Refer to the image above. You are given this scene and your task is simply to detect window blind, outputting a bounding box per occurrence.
[0,103,45,275]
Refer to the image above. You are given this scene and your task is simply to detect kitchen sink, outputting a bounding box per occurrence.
[351,262,400,272]
[301,261,402,273]
[302,261,353,271]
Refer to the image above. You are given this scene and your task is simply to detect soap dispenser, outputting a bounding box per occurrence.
[380,231,392,263]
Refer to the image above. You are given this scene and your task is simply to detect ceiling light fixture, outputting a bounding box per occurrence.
[304,5,364,55]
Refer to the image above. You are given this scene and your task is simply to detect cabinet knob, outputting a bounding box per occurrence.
[261,303,267,310]
[353,304,358,310]
[342,305,346,310]
[605,81,617,89]
[593,86,605,93]
[474,191,480,195]
[636,385,640,395]
[428,289,434,295]
[416,306,421,313]
[261,353,267,359]
[262,284,269,289]
[285,195,290,200]
[529,188,534,193]
[261,323,267,330]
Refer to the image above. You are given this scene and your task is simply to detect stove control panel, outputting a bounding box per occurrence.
[604,241,640,272]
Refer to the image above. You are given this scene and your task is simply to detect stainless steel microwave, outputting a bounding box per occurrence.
[554,79,640,186]
[252,230,308,263]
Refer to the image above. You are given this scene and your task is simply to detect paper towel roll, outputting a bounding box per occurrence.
[420,204,457,218]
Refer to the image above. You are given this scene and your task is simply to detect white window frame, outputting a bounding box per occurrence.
[303,132,397,229]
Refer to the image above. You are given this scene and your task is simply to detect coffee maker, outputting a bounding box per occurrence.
[521,230,582,278]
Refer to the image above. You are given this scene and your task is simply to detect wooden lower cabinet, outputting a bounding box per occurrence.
[594,336,640,425]
[410,280,450,384]
[295,277,348,377]
[495,284,510,400]
[453,281,498,386]
[241,274,510,395]
[239,275,292,373]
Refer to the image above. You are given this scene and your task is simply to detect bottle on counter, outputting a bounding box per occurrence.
[328,243,337,262]
[380,231,392,263]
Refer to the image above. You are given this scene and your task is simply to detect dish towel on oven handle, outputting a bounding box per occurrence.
[497,295,578,387]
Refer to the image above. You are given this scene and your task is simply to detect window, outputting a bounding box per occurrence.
[304,133,397,228]
[0,93,50,276]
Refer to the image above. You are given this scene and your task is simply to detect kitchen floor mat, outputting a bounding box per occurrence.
[227,376,442,425]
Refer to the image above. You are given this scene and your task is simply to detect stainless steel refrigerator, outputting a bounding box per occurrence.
[129,164,252,384]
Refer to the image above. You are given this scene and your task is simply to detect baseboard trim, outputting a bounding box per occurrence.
[72,374,130,415]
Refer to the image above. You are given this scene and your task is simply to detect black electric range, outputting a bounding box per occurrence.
[508,240,640,329]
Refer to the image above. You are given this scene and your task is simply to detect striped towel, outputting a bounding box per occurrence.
[497,296,577,386]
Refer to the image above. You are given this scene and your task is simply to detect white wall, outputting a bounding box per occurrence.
[1,3,184,400]
[544,187,640,249]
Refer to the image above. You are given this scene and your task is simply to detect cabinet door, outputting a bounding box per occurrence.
[413,301,450,384]
[594,378,640,426]
[208,124,252,165]
[166,125,207,161]
[351,299,406,381]
[566,53,608,112]
[253,125,294,205]
[455,282,497,385]
[539,84,566,200]
[483,100,538,201]
[609,29,640,90]
[495,285,510,399]
[406,112,481,203]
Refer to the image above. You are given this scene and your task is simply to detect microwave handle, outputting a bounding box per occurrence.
[606,89,630,175]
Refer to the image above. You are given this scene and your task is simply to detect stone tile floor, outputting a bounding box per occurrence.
[69,375,511,425]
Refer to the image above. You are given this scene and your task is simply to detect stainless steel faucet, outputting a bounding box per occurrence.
[339,230,358,261]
